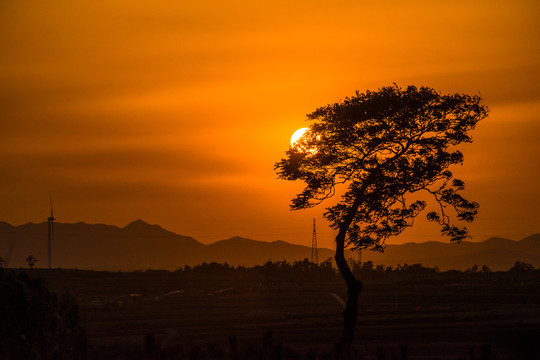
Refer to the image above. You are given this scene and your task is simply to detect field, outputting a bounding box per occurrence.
[8,265,540,359]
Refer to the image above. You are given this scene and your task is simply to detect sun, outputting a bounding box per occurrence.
[290,127,309,147]
[290,127,319,154]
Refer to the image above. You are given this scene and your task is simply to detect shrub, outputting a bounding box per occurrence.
[0,269,87,359]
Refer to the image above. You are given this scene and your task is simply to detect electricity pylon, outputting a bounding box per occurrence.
[311,218,318,265]
[47,197,55,269]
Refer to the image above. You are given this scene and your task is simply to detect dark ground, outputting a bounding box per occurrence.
[11,265,540,359]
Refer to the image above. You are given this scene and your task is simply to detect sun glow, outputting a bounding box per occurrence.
[290,127,319,155]
[290,127,309,147]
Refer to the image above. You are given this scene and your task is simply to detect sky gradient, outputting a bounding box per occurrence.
[1,0,539,249]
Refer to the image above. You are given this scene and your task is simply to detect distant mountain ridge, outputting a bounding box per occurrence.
[362,235,540,271]
[1,220,538,271]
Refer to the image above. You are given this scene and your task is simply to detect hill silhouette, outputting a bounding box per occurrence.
[1,220,538,271]
[205,237,337,265]
[362,235,540,271]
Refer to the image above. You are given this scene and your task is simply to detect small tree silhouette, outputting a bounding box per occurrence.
[509,261,534,272]
[26,255,37,269]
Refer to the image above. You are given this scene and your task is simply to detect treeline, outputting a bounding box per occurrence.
[170,258,538,280]
[349,259,537,274]
[173,258,338,283]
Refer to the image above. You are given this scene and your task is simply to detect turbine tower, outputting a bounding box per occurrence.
[47,197,55,269]
[311,218,318,264]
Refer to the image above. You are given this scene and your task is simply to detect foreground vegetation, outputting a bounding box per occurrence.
[1,260,539,359]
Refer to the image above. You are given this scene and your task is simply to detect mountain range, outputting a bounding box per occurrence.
[1,219,539,271]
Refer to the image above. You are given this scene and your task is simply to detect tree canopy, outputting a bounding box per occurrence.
[275,85,489,251]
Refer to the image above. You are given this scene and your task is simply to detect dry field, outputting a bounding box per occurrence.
[28,268,540,359]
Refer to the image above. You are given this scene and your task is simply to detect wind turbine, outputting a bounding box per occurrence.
[47,196,55,269]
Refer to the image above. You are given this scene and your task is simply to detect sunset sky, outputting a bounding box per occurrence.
[1,1,539,249]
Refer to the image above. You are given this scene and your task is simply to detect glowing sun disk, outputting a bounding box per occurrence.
[290,127,309,146]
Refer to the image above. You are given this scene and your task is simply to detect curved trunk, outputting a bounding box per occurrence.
[333,184,370,350]
[335,226,363,348]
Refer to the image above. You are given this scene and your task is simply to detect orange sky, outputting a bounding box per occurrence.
[1,0,539,249]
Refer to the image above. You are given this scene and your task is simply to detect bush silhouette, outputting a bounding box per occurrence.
[0,269,87,359]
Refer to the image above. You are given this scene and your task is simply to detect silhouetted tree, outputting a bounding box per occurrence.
[319,258,337,280]
[0,270,86,359]
[361,260,375,272]
[509,261,534,272]
[275,85,488,348]
[480,265,491,273]
[26,255,37,269]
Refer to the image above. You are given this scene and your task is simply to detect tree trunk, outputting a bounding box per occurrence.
[335,227,363,349]
[342,277,363,346]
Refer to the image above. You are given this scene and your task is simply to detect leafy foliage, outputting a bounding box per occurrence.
[276,85,488,251]
[0,269,86,359]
